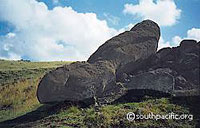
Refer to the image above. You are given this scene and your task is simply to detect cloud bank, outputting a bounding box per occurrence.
[123,0,181,26]
[187,28,200,41]
[0,0,117,61]
[158,28,200,50]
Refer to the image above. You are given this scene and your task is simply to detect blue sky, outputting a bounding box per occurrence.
[0,0,199,61]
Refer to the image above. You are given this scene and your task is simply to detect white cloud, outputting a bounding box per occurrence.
[187,28,200,41]
[6,32,16,38]
[118,23,135,33]
[0,0,118,61]
[158,28,200,50]
[158,36,171,50]
[53,0,59,4]
[171,28,200,47]
[172,36,182,46]
[0,54,21,60]
[103,13,120,25]
[123,0,181,26]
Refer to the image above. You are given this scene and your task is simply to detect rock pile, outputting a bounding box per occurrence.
[117,39,200,99]
[37,20,200,105]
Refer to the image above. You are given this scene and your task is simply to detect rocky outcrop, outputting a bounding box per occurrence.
[37,20,200,106]
[117,40,200,98]
[37,20,160,105]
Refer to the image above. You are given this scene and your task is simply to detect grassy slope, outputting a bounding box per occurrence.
[0,60,71,85]
[0,60,198,127]
[0,60,71,122]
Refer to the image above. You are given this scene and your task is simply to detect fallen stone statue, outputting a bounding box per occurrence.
[37,20,200,106]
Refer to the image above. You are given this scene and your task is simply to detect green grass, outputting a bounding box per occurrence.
[0,59,198,127]
[21,98,194,128]
[0,59,71,85]
[0,60,70,122]
[0,59,71,71]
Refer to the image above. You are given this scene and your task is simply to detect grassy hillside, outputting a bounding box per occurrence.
[0,60,199,127]
[0,60,71,122]
[0,59,71,85]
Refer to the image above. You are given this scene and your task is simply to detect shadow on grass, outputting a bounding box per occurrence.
[0,101,86,128]
[171,96,200,127]
[0,105,55,127]
[0,95,199,128]
[112,89,171,104]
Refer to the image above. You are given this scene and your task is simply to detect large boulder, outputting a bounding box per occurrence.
[37,61,116,105]
[37,19,200,105]
[37,20,160,105]
[88,20,160,69]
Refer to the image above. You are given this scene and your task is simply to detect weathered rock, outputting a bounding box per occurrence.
[88,20,160,69]
[114,68,174,103]
[37,61,116,105]
[117,39,200,98]
[37,20,161,105]
[37,17,200,106]
[124,68,174,94]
